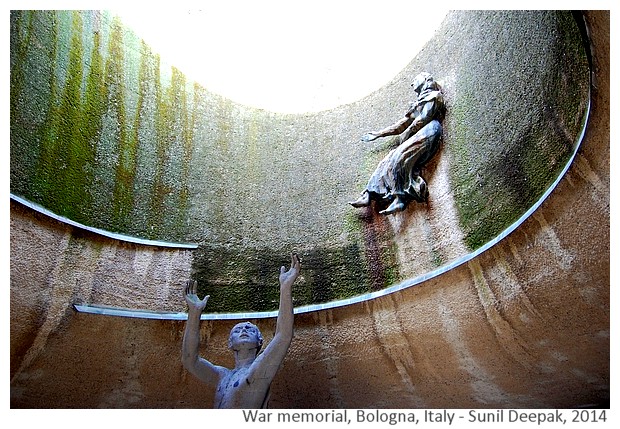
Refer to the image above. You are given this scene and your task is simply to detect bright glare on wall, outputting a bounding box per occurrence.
[115,4,448,113]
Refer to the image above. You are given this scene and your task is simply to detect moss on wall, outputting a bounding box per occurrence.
[444,11,589,249]
[192,243,376,312]
[11,11,58,206]
[10,10,196,241]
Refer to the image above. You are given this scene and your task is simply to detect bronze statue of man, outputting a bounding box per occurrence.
[182,254,301,408]
[350,72,445,215]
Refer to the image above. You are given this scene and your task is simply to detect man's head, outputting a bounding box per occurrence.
[411,72,433,94]
[228,322,264,354]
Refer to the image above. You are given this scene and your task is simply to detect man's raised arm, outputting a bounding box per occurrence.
[361,113,414,142]
[273,253,300,345]
[181,280,225,386]
[249,254,300,380]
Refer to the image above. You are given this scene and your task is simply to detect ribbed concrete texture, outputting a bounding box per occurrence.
[9,11,608,408]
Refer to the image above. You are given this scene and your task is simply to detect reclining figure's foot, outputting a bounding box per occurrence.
[416,181,428,202]
[380,197,405,215]
[349,191,370,208]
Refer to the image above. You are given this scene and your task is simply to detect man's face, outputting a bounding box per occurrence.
[412,78,424,94]
[229,322,263,351]
[412,73,428,94]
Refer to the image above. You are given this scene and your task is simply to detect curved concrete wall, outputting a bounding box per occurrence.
[9,10,608,408]
[11,11,589,312]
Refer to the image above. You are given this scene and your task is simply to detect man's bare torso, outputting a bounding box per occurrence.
[214,366,270,408]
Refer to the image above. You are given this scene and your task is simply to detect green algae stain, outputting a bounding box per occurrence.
[32,11,63,211]
[148,65,193,240]
[132,42,161,238]
[11,10,196,241]
[192,244,372,313]
[55,11,91,222]
[446,11,589,250]
[81,24,106,215]
[10,11,38,196]
[105,16,134,230]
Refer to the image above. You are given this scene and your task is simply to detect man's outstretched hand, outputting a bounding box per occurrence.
[279,253,301,289]
[184,280,209,313]
[361,132,379,142]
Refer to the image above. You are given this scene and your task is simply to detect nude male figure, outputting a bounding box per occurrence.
[182,253,301,408]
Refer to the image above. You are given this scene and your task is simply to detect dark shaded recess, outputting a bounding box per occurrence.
[191,244,375,313]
